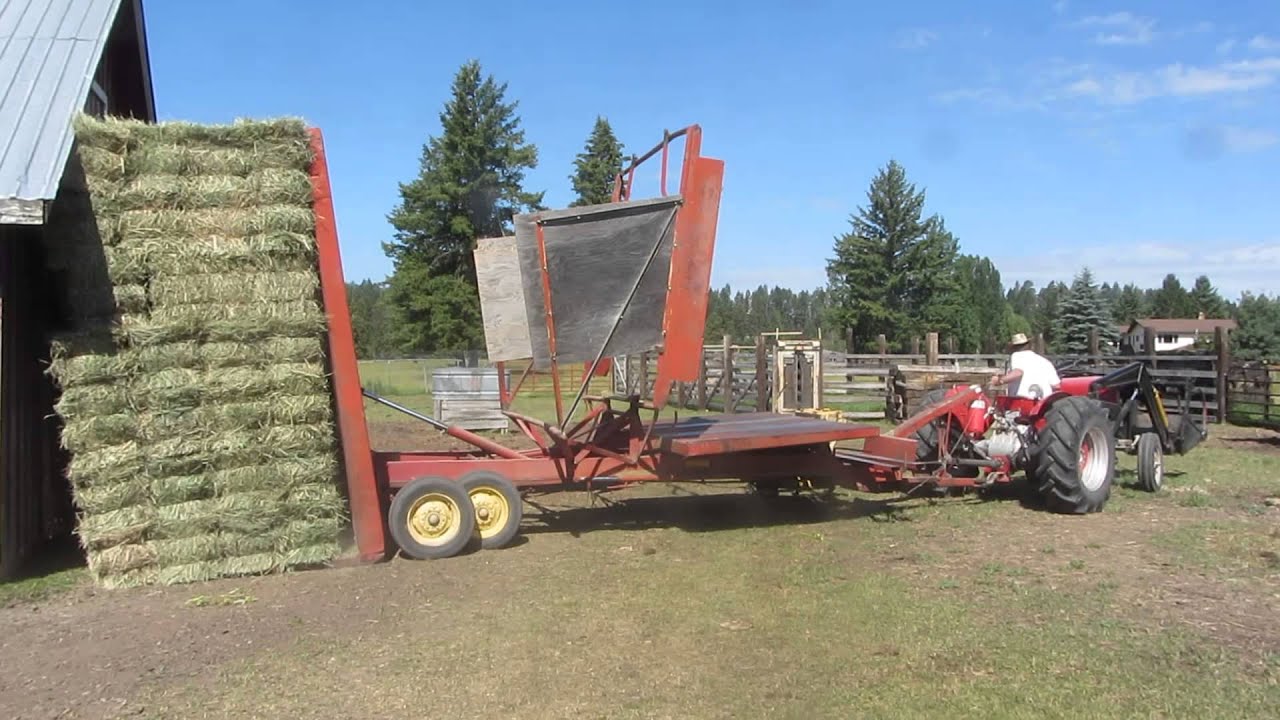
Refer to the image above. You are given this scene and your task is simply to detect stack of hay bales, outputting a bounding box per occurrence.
[42,115,347,588]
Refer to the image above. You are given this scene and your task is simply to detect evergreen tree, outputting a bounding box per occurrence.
[384,60,542,352]
[826,160,961,350]
[569,116,625,207]
[1149,274,1193,318]
[1111,283,1146,325]
[954,255,1005,352]
[1234,293,1280,361]
[1034,281,1068,348]
[1190,275,1227,318]
[1052,268,1119,354]
[1006,281,1038,324]
[347,279,392,358]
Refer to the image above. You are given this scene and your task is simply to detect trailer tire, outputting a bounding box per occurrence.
[389,477,476,560]
[459,471,523,549]
[1136,433,1163,492]
[912,388,979,479]
[1031,397,1115,514]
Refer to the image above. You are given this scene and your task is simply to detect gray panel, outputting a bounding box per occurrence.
[473,235,534,361]
[0,0,124,201]
[514,196,680,370]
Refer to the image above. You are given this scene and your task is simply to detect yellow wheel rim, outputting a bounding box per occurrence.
[405,492,464,546]
[468,486,510,540]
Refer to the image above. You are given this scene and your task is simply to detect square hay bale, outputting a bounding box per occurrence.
[43,114,348,589]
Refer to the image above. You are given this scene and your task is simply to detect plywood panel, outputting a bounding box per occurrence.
[474,236,533,361]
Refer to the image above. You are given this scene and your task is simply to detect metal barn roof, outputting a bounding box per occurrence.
[0,0,123,202]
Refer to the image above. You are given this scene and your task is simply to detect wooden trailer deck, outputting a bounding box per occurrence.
[650,413,881,457]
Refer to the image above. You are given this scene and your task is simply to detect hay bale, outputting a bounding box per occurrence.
[44,114,347,589]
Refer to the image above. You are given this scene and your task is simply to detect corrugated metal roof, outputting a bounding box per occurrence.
[0,0,123,201]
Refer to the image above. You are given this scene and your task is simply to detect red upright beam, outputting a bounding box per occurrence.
[308,128,387,563]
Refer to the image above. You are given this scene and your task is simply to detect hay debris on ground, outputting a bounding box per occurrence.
[43,114,347,589]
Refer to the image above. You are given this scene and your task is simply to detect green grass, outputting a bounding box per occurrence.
[0,567,84,606]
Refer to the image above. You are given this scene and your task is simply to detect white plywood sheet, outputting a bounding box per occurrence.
[474,235,533,361]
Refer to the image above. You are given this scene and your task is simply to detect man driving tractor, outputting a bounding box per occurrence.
[989,332,1060,399]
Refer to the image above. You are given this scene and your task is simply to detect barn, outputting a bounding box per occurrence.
[0,0,156,577]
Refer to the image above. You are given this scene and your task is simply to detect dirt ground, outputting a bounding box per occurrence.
[1,422,1277,719]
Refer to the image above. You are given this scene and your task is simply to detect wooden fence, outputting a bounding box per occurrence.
[614,329,1236,424]
[1225,363,1280,429]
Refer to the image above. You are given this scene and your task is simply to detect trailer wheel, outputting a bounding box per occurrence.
[1031,397,1115,514]
[389,477,476,560]
[912,388,979,478]
[459,471,523,549]
[1135,433,1163,492]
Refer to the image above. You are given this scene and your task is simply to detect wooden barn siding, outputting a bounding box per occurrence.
[0,225,72,578]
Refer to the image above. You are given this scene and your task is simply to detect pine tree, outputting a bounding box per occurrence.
[826,160,961,350]
[1053,268,1119,354]
[1190,275,1226,318]
[347,280,392,358]
[1149,274,1193,318]
[1235,292,1280,361]
[1034,281,1068,348]
[569,116,625,207]
[383,60,543,351]
[1112,283,1146,325]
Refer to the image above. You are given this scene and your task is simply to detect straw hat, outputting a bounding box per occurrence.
[1007,332,1030,350]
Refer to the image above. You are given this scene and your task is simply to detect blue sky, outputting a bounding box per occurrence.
[144,0,1279,299]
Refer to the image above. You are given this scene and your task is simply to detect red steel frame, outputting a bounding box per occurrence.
[312,124,985,562]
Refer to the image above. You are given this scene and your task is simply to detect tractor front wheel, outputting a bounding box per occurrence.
[1031,397,1115,514]
[911,388,979,479]
[1136,433,1164,492]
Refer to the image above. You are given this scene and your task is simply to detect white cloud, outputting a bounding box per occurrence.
[1075,12,1157,46]
[1222,126,1279,152]
[995,241,1280,298]
[897,28,938,50]
[1053,0,1070,15]
[1064,57,1280,104]
[1217,38,1238,55]
[1248,34,1280,51]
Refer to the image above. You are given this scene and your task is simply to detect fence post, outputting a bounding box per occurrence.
[1144,326,1157,369]
[638,351,649,398]
[1034,333,1046,354]
[756,334,769,412]
[877,334,888,356]
[946,336,955,354]
[723,335,736,413]
[911,337,920,356]
[926,332,939,366]
[697,346,708,410]
[1216,326,1230,423]
[1088,328,1100,356]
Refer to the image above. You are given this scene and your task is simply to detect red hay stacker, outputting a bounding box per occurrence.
[307,125,1128,563]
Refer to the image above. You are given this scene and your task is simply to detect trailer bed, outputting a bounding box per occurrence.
[650,413,880,457]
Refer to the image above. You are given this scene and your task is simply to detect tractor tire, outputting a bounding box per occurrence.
[1031,397,1116,514]
[911,388,979,478]
[1135,433,1164,492]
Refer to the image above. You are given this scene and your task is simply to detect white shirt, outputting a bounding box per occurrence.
[1008,350,1061,399]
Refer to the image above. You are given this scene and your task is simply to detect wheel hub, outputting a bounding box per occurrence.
[406,494,461,545]
[469,487,509,538]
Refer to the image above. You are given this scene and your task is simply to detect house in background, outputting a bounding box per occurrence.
[1122,317,1237,354]
[1,0,156,577]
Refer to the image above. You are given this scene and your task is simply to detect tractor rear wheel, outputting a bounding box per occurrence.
[1136,433,1164,492]
[1031,397,1115,514]
[911,388,979,479]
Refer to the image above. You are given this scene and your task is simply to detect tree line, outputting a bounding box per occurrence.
[354,59,1280,364]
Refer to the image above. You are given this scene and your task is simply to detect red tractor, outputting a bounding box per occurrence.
[908,361,1206,514]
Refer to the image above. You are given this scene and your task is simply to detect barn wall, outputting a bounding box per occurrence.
[0,224,73,578]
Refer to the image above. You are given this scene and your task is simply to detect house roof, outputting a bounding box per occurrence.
[1128,318,1238,334]
[0,0,152,203]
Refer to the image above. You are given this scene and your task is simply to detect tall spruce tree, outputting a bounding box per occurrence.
[826,160,961,350]
[1053,268,1119,353]
[1149,274,1193,318]
[1112,282,1146,325]
[569,116,625,207]
[1235,292,1280,361]
[1034,281,1068,348]
[1190,275,1227,318]
[383,60,543,351]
